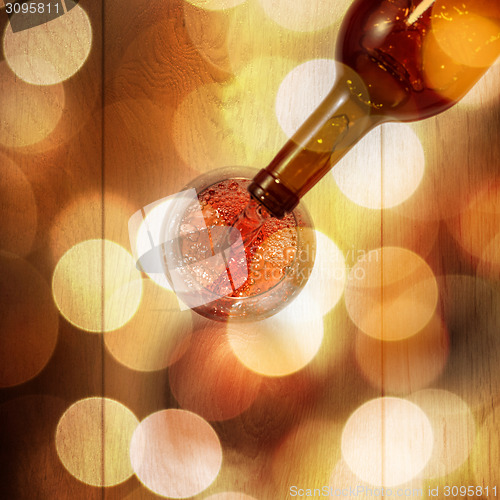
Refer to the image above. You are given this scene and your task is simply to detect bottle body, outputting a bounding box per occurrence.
[249,64,384,217]
[249,0,500,217]
[337,0,497,121]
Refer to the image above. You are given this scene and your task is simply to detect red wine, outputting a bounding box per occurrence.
[231,197,271,249]
[182,179,298,298]
[338,0,451,120]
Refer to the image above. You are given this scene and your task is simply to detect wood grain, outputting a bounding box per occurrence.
[0,0,498,498]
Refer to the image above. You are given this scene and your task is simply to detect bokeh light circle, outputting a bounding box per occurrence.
[3,5,92,85]
[478,233,500,281]
[182,0,234,73]
[50,191,135,266]
[220,56,294,165]
[0,154,37,256]
[292,230,346,316]
[276,59,337,139]
[223,0,345,73]
[430,0,500,69]
[257,0,338,32]
[130,409,223,498]
[0,253,59,387]
[173,57,296,170]
[355,314,449,394]
[304,169,440,260]
[169,324,262,421]
[447,180,500,271]
[0,395,91,499]
[227,294,324,377]
[459,61,500,110]
[333,123,425,209]
[408,389,475,479]
[341,397,434,487]
[344,247,438,341]
[55,397,139,487]
[104,280,192,372]
[0,61,65,147]
[172,83,248,172]
[52,239,143,332]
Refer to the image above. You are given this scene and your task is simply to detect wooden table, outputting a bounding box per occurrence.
[0,0,499,498]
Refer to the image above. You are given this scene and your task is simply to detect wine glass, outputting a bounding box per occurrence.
[161,166,316,322]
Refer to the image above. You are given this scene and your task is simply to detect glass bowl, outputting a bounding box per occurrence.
[161,166,315,322]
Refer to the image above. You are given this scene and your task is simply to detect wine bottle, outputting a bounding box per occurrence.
[248,0,500,218]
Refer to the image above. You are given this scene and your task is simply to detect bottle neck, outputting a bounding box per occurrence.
[249,66,387,218]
